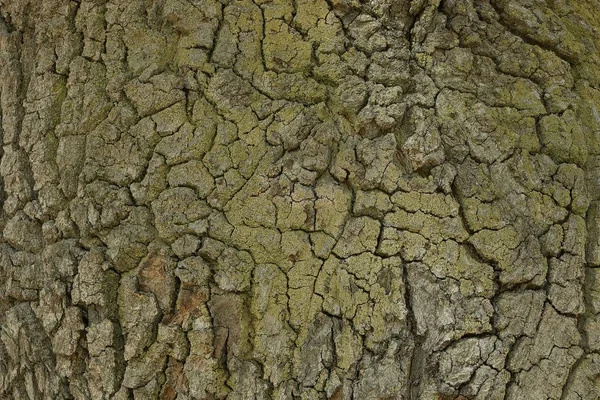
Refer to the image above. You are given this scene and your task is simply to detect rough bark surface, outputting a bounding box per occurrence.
[1,0,600,399]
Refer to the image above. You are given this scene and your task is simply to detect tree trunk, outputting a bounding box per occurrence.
[1,0,600,398]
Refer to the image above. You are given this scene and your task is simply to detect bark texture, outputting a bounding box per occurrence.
[1,0,600,399]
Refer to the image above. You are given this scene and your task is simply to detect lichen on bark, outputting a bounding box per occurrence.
[1,0,600,399]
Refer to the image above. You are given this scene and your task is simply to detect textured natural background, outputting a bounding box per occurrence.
[1,0,600,399]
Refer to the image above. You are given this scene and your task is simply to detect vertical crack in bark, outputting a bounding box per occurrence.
[403,262,425,400]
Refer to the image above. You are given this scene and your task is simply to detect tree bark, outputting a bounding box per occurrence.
[1,0,600,399]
